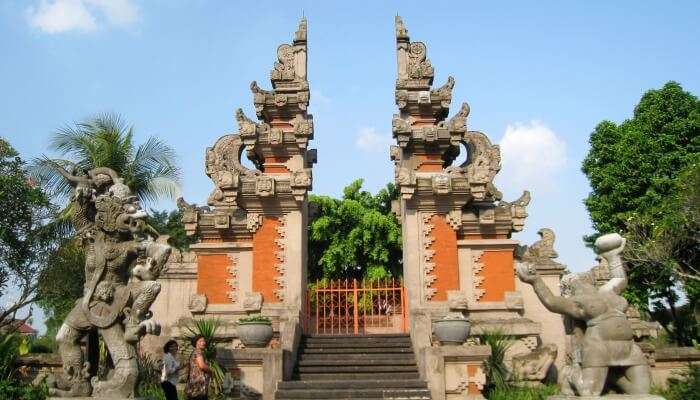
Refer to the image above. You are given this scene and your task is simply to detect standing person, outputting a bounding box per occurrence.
[161,340,183,400]
[185,335,212,400]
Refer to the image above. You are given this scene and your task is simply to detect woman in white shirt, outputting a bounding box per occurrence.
[161,340,183,400]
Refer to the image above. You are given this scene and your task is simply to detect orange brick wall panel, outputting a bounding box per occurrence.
[429,215,460,301]
[467,364,481,395]
[252,216,282,303]
[479,250,516,302]
[197,254,232,304]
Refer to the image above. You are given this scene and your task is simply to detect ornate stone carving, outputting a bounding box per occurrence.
[504,291,525,310]
[214,212,230,229]
[42,167,171,398]
[246,213,263,233]
[273,216,287,302]
[445,209,462,231]
[227,254,239,303]
[243,292,263,312]
[520,228,558,262]
[431,76,455,108]
[392,115,412,147]
[407,41,433,81]
[189,293,208,313]
[445,102,470,137]
[517,234,654,396]
[422,213,437,301]
[508,343,558,385]
[432,174,451,195]
[292,114,313,148]
[471,250,486,301]
[498,190,531,232]
[255,175,275,197]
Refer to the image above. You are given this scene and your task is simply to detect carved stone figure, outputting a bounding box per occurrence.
[508,343,558,385]
[44,166,171,398]
[517,233,653,397]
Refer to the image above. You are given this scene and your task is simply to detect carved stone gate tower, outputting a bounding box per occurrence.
[390,16,550,389]
[152,19,315,384]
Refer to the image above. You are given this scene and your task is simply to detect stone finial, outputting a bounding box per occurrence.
[270,17,308,86]
[519,228,559,262]
[395,16,434,89]
[395,15,408,40]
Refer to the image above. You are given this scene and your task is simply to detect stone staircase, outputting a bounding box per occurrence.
[275,334,431,399]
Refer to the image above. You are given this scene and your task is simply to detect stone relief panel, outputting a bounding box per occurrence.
[421,212,437,301]
[226,254,239,303]
[471,250,486,302]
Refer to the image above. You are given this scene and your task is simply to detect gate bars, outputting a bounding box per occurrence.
[302,278,407,335]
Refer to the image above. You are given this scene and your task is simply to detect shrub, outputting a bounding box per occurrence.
[486,383,559,400]
[0,379,48,400]
[238,315,271,324]
[480,329,513,393]
[653,364,700,400]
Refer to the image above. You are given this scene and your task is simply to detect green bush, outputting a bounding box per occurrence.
[653,365,700,400]
[480,329,513,392]
[0,379,48,400]
[486,384,559,400]
[238,315,271,324]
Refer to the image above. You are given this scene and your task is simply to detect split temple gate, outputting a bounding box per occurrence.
[150,16,568,399]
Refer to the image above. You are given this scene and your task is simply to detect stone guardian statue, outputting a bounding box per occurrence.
[41,166,171,399]
[516,233,655,397]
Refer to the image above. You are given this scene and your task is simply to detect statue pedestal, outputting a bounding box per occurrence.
[48,398,150,400]
[549,395,665,400]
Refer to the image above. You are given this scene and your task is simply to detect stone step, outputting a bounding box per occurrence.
[302,341,411,349]
[275,388,431,399]
[303,335,410,343]
[295,364,419,374]
[305,334,410,339]
[292,372,421,381]
[278,379,427,390]
[301,346,415,354]
[299,353,415,361]
[297,358,417,367]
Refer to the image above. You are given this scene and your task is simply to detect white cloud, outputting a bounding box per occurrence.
[355,127,392,152]
[496,120,567,193]
[27,0,138,34]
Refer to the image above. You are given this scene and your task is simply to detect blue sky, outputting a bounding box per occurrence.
[1,1,699,331]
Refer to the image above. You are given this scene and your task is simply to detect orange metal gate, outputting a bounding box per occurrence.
[303,278,407,335]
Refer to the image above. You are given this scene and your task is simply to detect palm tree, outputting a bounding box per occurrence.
[32,113,181,205]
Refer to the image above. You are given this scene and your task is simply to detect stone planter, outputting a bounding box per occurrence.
[237,321,273,348]
[433,318,470,345]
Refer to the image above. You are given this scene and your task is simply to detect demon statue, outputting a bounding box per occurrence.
[44,166,171,398]
[517,233,655,397]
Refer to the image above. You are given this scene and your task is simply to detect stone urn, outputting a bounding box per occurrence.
[237,316,273,348]
[433,316,470,345]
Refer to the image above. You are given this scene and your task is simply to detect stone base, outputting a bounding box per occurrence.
[548,395,665,400]
[48,398,149,400]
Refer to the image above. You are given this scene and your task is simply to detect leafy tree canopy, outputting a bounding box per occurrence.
[308,180,401,281]
[581,81,699,343]
[147,209,196,250]
[0,138,58,330]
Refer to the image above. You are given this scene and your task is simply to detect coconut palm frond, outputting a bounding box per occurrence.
[142,177,180,205]
[133,136,181,181]
[28,157,78,200]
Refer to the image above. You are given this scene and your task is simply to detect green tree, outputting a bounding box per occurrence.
[30,114,182,334]
[581,81,700,343]
[0,138,58,331]
[308,180,401,281]
[34,239,85,338]
[147,209,196,250]
[31,113,181,208]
